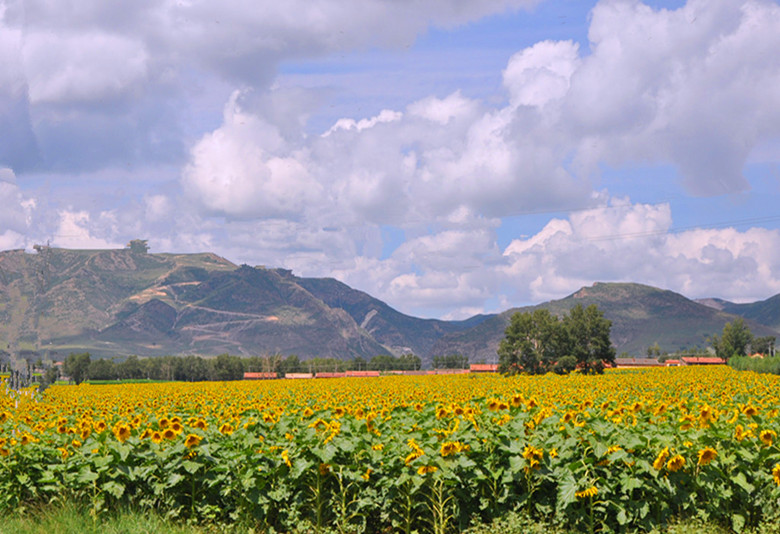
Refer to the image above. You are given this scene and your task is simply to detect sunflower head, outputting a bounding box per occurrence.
[760,430,777,447]
[697,447,717,466]
[184,434,202,449]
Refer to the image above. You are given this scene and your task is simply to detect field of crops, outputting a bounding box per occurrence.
[3,367,780,533]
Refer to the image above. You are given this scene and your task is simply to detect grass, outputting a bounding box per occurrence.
[4,505,780,534]
[0,502,207,534]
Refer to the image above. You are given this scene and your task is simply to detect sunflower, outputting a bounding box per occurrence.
[417,465,438,475]
[219,423,234,435]
[162,428,176,440]
[575,486,598,499]
[773,464,780,486]
[666,454,686,472]
[194,419,207,430]
[697,447,717,466]
[151,431,163,444]
[184,434,202,449]
[760,429,777,447]
[653,447,670,470]
[113,424,131,443]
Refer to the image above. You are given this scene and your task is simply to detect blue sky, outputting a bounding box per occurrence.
[1,0,779,319]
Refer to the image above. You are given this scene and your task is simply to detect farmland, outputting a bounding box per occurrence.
[3,367,780,532]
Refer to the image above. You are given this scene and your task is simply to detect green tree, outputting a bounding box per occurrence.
[563,304,615,374]
[498,308,563,375]
[210,353,244,381]
[368,354,398,371]
[349,356,367,371]
[398,353,422,370]
[280,355,302,375]
[89,358,118,381]
[710,319,753,360]
[752,336,776,356]
[432,353,469,369]
[646,342,663,358]
[64,352,91,384]
[127,239,149,254]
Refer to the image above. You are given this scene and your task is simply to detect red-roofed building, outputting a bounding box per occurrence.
[681,357,726,365]
[345,370,380,377]
[243,372,278,380]
[470,364,498,373]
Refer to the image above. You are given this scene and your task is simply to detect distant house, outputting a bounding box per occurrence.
[345,370,380,377]
[284,372,314,379]
[664,359,682,367]
[470,364,498,373]
[615,358,663,368]
[243,372,277,380]
[681,357,726,365]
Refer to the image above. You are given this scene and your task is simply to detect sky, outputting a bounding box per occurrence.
[1,0,780,319]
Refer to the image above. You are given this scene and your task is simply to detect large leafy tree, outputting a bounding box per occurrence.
[710,319,753,360]
[563,304,616,374]
[64,352,91,384]
[498,304,614,375]
[498,309,564,375]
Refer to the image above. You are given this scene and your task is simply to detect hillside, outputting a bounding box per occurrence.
[1,246,777,363]
[430,282,780,361]
[697,294,780,332]
[295,275,488,360]
[0,247,388,360]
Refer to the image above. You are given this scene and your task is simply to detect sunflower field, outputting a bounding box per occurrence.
[3,366,780,533]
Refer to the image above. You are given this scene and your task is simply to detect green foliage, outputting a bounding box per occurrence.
[126,239,150,255]
[729,355,780,375]
[431,353,468,369]
[753,336,777,356]
[710,319,754,360]
[64,352,91,385]
[565,304,616,373]
[498,304,615,375]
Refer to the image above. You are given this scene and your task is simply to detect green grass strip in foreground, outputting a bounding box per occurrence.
[3,505,780,534]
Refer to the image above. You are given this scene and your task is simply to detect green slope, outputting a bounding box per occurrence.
[698,294,780,332]
[296,275,489,365]
[430,282,780,361]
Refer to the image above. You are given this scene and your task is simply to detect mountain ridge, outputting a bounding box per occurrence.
[0,246,777,362]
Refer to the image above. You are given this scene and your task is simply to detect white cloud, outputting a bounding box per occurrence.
[181,91,322,218]
[565,0,780,194]
[22,31,148,105]
[501,200,780,304]
[503,40,580,108]
[53,210,123,249]
[2,0,780,320]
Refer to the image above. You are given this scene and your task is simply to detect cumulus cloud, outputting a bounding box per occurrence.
[565,0,780,194]
[0,0,540,173]
[501,200,780,305]
[52,210,123,250]
[2,0,780,319]
[182,91,321,218]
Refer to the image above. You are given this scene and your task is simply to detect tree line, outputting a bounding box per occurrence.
[53,352,432,385]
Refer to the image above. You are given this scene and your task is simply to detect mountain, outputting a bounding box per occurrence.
[430,282,780,361]
[295,276,489,359]
[0,247,387,360]
[696,294,780,332]
[1,246,777,363]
